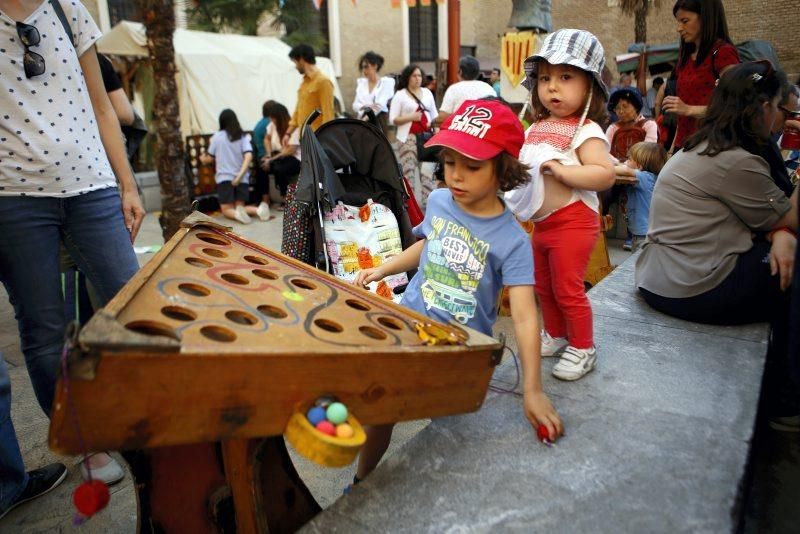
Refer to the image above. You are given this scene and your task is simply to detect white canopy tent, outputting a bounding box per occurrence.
[97,21,344,136]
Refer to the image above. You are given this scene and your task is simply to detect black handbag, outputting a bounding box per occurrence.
[407,91,441,163]
[416,130,441,163]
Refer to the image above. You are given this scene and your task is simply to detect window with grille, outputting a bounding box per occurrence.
[108,0,143,26]
[317,6,330,58]
[409,5,438,62]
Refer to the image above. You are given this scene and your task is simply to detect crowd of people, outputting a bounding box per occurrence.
[1,0,799,521]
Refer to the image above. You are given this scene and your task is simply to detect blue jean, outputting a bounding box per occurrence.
[0,188,139,510]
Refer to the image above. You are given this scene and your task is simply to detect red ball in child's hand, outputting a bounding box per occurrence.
[73,480,110,517]
[315,420,336,436]
[537,424,550,442]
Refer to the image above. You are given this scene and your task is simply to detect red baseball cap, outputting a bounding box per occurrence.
[424,99,524,160]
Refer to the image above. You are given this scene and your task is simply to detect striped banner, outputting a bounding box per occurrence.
[501,31,538,88]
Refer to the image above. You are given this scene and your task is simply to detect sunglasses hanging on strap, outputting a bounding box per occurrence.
[16,0,74,79]
[16,20,44,78]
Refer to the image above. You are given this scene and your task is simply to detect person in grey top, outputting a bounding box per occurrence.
[636,62,798,423]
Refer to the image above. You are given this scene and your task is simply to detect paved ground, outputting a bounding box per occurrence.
[0,210,795,532]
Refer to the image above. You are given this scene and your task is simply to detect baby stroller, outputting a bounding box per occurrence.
[283,110,417,288]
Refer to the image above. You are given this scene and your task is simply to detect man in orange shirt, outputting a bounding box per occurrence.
[285,44,335,142]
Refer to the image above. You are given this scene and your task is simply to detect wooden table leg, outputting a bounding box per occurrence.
[124,438,320,533]
[222,437,321,533]
[122,444,233,533]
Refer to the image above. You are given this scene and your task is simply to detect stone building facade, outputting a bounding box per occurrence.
[82,1,798,111]
[331,0,798,109]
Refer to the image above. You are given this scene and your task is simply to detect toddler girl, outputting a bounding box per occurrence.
[506,29,615,381]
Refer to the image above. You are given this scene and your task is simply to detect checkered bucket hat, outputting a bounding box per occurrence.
[522,29,609,99]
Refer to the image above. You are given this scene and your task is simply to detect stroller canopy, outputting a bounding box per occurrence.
[295,119,405,207]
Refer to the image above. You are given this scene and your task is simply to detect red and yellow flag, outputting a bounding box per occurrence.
[501,31,539,88]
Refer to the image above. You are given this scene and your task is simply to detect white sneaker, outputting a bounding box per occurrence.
[234,205,251,224]
[540,330,567,357]
[256,202,271,221]
[80,455,125,485]
[552,345,597,381]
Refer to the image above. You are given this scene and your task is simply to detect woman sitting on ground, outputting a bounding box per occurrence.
[636,62,798,423]
[262,102,301,210]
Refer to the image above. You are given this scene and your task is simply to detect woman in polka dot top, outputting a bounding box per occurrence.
[0,0,143,498]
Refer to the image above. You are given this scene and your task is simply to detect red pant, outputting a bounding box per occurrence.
[533,201,599,349]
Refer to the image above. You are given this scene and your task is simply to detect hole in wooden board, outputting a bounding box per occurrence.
[291,278,316,290]
[346,299,371,311]
[178,283,211,297]
[225,309,258,325]
[196,233,231,246]
[377,316,403,330]
[359,325,387,340]
[244,255,269,265]
[125,321,179,340]
[185,257,213,268]
[203,248,228,258]
[314,318,343,333]
[200,325,237,343]
[258,305,287,319]
[161,306,197,322]
[221,273,249,285]
[252,269,278,280]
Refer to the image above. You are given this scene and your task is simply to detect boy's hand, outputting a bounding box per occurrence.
[523,390,563,442]
[354,267,384,288]
[231,178,241,187]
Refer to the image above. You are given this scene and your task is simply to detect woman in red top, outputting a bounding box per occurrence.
[660,0,740,150]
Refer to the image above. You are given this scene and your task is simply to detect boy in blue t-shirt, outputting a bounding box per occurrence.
[613,142,668,251]
[353,99,563,482]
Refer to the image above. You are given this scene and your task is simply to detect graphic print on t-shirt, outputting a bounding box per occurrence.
[419,215,489,324]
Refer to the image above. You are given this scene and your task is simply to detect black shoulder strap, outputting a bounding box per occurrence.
[49,0,75,50]
[406,89,428,113]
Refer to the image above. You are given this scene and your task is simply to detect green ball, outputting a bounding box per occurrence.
[326,402,348,425]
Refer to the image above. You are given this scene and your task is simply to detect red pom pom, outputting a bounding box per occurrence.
[73,480,110,517]
[537,424,550,442]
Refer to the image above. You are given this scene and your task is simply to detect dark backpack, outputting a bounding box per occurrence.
[610,119,649,161]
[711,40,782,80]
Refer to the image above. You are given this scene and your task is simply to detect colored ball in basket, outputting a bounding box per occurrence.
[336,423,354,439]
[314,395,337,409]
[73,480,110,517]
[307,406,327,426]
[316,420,336,436]
[326,402,348,425]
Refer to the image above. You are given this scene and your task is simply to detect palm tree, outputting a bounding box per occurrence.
[137,0,192,240]
[187,0,276,36]
[619,0,660,44]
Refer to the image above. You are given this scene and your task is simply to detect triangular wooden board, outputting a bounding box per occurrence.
[50,217,501,453]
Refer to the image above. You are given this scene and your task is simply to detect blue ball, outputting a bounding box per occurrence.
[307,406,327,426]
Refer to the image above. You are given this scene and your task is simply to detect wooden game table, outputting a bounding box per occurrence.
[49,213,502,533]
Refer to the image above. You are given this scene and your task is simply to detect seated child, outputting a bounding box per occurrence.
[613,142,668,250]
[352,98,563,483]
[199,109,270,224]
